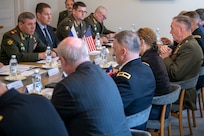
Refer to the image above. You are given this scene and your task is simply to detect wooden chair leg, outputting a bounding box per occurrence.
[198,93,203,118]
[192,110,196,127]
[178,111,184,136]
[167,124,172,136]
[187,109,193,135]
[202,87,204,108]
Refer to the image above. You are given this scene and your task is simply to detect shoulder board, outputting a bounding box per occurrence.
[10,29,17,35]
[193,35,201,39]
[0,115,3,121]
[116,72,131,79]
[142,62,150,67]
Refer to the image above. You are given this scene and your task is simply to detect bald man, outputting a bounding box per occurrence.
[51,37,131,136]
[84,6,115,43]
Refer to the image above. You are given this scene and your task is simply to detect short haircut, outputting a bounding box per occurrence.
[183,11,200,24]
[195,8,204,21]
[114,30,140,52]
[36,3,51,14]
[65,0,75,3]
[173,15,192,31]
[18,12,35,23]
[137,27,157,48]
[95,6,107,13]
[73,1,86,10]
[57,38,89,64]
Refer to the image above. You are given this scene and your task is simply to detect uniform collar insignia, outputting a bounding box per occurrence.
[20,32,25,40]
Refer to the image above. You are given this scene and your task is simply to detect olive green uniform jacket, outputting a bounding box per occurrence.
[163,35,203,110]
[56,14,87,41]
[0,26,47,65]
[84,13,115,37]
[57,10,71,27]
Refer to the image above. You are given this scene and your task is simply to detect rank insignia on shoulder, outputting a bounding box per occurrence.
[142,62,150,67]
[0,115,3,121]
[193,35,201,39]
[10,29,17,35]
[116,72,131,79]
[7,39,14,45]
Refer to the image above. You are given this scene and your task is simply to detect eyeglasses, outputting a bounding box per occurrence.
[99,12,107,19]
[77,10,87,14]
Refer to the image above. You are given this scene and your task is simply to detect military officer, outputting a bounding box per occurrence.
[57,0,75,27]
[111,30,156,130]
[0,12,57,65]
[84,6,115,43]
[160,15,203,110]
[56,1,87,41]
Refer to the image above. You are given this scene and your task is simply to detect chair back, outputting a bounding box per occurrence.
[172,74,199,89]
[152,83,181,105]
[126,105,152,128]
[130,129,151,136]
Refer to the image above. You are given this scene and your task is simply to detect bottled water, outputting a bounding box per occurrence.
[9,55,17,78]
[95,32,101,49]
[118,27,122,32]
[45,46,52,66]
[100,46,109,67]
[32,69,42,92]
[131,24,136,32]
[156,28,163,45]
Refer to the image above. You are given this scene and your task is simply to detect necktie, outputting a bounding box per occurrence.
[43,27,52,47]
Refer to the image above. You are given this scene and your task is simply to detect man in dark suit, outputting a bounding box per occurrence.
[0,80,69,136]
[111,30,156,130]
[51,37,131,136]
[35,3,59,49]
[57,0,75,27]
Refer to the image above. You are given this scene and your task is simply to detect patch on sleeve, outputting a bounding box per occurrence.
[0,115,3,121]
[116,72,131,79]
[7,39,14,45]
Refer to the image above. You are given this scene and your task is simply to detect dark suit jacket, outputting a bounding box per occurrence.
[0,89,68,136]
[51,61,131,136]
[112,59,156,116]
[192,27,204,89]
[141,47,171,96]
[35,22,59,48]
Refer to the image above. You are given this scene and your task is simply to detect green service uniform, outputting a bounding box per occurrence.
[56,14,87,41]
[84,13,115,37]
[57,10,71,27]
[163,35,203,110]
[0,26,47,65]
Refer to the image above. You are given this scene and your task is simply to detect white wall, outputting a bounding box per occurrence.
[79,0,204,40]
[1,0,204,41]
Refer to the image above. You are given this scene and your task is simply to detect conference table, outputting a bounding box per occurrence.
[0,46,117,95]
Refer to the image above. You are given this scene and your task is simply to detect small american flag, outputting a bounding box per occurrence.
[83,28,96,52]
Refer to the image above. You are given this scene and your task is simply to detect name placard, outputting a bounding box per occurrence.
[25,83,33,93]
[7,80,24,90]
[47,68,59,77]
